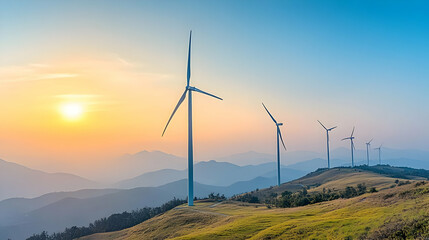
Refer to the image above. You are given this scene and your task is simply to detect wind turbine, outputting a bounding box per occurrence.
[342,127,356,167]
[365,139,373,166]
[317,120,337,169]
[262,103,286,186]
[374,145,382,165]
[162,31,222,206]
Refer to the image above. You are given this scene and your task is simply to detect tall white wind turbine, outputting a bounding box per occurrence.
[162,31,223,206]
[262,103,286,186]
[374,145,382,165]
[365,138,373,166]
[317,120,337,169]
[342,127,356,167]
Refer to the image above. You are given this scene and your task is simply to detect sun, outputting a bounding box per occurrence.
[59,103,84,121]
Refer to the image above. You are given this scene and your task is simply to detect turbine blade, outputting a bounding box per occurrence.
[162,89,188,136]
[187,31,192,87]
[352,141,356,150]
[329,126,337,131]
[278,126,287,150]
[317,120,327,130]
[262,103,277,124]
[369,138,373,144]
[192,87,223,100]
[342,137,350,141]
[351,126,355,137]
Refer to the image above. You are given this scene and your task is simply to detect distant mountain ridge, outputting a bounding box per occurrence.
[110,148,429,181]
[0,188,122,227]
[114,160,306,188]
[0,159,99,201]
[2,147,429,201]
[213,150,322,166]
[107,150,186,181]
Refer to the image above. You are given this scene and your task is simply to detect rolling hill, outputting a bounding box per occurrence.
[284,147,429,173]
[243,165,429,202]
[80,183,429,240]
[79,166,429,240]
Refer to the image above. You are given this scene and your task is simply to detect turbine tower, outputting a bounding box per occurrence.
[162,31,222,206]
[375,145,382,165]
[342,127,356,167]
[365,139,373,166]
[262,103,286,186]
[317,120,337,169]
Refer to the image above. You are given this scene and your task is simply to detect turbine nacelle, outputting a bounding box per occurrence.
[317,120,337,132]
[327,126,337,131]
[317,120,336,169]
[277,123,283,126]
[342,126,356,167]
[186,86,202,91]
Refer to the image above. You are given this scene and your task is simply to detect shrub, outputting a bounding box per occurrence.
[415,181,426,187]
[383,193,395,199]
[398,180,411,186]
[206,193,226,200]
[262,184,369,209]
[232,193,260,203]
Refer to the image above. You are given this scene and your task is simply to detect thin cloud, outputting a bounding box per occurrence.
[29,63,50,68]
[53,94,102,99]
[117,57,134,67]
[37,73,78,80]
[0,64,78,83]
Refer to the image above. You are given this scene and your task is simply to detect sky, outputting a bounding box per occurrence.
[0,0,429,176]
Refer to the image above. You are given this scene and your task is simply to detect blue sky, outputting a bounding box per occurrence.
[0,0,429,171]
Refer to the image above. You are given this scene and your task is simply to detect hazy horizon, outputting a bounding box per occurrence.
[2,146,429,182]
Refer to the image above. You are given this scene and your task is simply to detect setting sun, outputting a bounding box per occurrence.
[60,103,84,121]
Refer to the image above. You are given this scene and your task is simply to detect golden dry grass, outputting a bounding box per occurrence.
[79,169,429,240]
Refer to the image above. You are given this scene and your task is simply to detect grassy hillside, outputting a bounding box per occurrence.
[80,182,429,239]
[79,167,429,240]
[246,167,406,201]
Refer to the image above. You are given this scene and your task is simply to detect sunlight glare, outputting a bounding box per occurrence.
[60,103,84,121]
